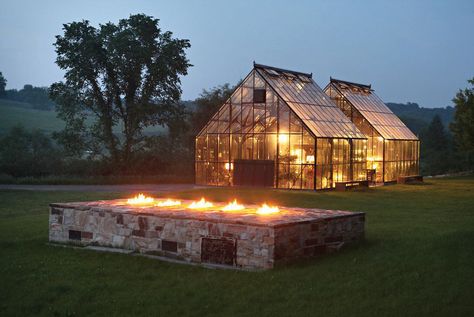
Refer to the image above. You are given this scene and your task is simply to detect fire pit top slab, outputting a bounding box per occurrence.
[50,200,364,228]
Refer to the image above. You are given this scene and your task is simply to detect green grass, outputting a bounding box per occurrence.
[0,100,166,136]
[0,177,473,316]
[0,174,193,185]
[0,101,64,134]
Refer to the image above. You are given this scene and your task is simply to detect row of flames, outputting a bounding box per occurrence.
[126,194,280,215]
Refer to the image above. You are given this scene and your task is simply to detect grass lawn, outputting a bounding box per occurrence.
[0,177,473,316]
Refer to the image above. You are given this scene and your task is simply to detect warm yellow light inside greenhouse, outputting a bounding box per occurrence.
[278,134,289,143]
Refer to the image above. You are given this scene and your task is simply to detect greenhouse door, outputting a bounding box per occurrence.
[233,160,274,187]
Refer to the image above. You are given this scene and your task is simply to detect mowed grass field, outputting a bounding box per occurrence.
[0,176,473,316]
[0,101,166,135]
[0,101,64,134]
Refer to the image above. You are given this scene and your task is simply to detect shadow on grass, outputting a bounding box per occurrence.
[274,238,378,271]
[405,181,434,186]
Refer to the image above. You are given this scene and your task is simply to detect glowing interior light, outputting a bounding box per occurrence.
[306,155,315,163]
[256,203,280,215]
[188,198,213,209]
[221,199,245,211]
[127,193,154,205]
[290,149,302,164]
[156,199,181,207]
[224,162,234,170]
[278,134,289,143]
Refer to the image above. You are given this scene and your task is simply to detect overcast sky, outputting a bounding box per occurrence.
[1,0,473,108]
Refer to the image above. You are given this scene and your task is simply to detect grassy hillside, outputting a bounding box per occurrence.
[0,176,473,316]
[0,100,64,134]
[0,99,165,136]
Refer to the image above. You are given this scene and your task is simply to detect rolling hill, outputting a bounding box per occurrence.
[0,100,64,134]
[0,99,166,136]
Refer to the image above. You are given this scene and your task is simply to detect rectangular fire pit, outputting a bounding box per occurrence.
[49,199,365,270]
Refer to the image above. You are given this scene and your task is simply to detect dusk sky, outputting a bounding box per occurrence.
[1,0,473,108]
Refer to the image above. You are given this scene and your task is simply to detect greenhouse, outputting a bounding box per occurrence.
[324,78,420,183]
[195,63,368,190]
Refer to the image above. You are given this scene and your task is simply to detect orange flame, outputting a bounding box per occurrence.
[188,198,213,209]
[256,203,280,215]
[127,193,154,205]
[156,199,181,207]
[221,199,245,212]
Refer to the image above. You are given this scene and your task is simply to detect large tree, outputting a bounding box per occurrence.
[450,78,474,167]
[50,14,191,167]
[0,72,6,97]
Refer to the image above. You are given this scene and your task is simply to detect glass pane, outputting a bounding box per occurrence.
[231,134,242,160]
[242,135,253,160]
[278,164,290,189]
[266,97,278,132]
[253,134,265,160]
[328,81,418,140]
[290,111,302,133]
[241,104,253,133]
[218,103,230,133]
[302,164,314,189]
[253,103,266,133]
[218,135,229,161]
[278,101,290,134]
[290,134,302,164]
[265,134,277,160]
[302,132,315,164]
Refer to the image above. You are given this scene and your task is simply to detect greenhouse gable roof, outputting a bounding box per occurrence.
[329,78,418,140]
[254,63,366,139]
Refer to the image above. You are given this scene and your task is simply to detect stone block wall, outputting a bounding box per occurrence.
[49,202,365,270]
[274,214,365,263]
[49,206,275,269]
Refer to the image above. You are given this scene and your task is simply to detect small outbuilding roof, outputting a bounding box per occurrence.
[329,78,418,140]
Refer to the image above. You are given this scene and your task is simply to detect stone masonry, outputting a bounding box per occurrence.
[49,200,365,270]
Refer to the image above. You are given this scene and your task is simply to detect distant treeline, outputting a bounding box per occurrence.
[0,85,55,110]
[386,102,454,135]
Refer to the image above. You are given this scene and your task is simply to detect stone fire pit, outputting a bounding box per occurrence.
[48,199,365,270]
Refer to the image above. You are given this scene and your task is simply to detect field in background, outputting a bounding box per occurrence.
[0,100,166,136]
[0,101,64,134]
[0,176,473,316]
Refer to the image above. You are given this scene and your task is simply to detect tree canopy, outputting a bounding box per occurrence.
[0,72,6,97]
[3,85,55,110]
[49,14,191,167]
[450,78,474,168]
[0,126,61,177]
[421,115,451,175]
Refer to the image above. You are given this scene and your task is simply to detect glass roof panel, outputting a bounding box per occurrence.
[331,81,418,140]
[256,67,365,139]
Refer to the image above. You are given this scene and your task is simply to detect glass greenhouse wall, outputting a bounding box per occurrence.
[195,64,368,190]
[324,79,420,183]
